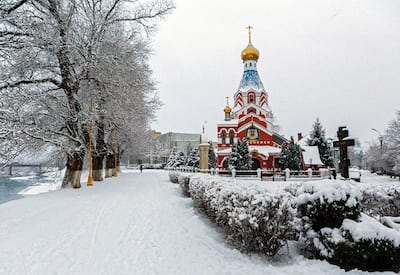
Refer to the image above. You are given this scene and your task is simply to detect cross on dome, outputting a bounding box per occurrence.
[241,25,259,61]
[246,25,253,44]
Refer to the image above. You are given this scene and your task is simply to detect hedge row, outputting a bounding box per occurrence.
[171,172,297,257]
[169,172,400,271]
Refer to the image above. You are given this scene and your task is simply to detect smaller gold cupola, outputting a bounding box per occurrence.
[241,25,260,62]
[224,96,231,121]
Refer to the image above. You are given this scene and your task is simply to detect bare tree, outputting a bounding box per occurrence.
[0,0,174,187]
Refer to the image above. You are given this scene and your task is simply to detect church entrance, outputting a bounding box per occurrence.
[251,158,261,170]
[222,159,229,169]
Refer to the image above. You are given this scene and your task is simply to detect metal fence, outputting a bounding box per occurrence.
[166,167,332,181]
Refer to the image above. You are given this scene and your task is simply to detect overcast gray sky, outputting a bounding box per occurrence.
[150,0,400,147]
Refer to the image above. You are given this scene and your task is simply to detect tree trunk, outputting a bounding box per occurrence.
[105,153,114,178]
[93,155,103,181]
[93,108,105,181]
[62,152,83,188]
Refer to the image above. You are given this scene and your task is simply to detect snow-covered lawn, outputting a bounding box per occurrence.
[0,170,396,274]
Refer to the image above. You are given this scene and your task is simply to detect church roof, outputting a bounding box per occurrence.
[238,70,265,92]
[216,145,281,157]
[301,146,324,166]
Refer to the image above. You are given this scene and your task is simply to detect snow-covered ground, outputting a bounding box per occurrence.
[0,170,396,275]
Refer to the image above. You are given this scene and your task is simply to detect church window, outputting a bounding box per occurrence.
[249,94,254,103]
[229,130,234,145]
[221,130,226,145]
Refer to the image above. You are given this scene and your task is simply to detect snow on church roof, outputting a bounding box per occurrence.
[302,146,324,166]
[238,70,265,92]
[296,135,324,166]
[217,119,239,125]
[217,145,281,157]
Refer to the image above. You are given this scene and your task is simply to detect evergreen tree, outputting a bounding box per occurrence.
[174,151,187,168]
[229,138,252,170]
[308,118,334,167]
[165,147,186,168]
[165,147,177,168]
[186,147,199,168]
[208,141,217,169]
[279,137,302,170]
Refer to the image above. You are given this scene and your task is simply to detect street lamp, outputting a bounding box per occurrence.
[371,128,383,174]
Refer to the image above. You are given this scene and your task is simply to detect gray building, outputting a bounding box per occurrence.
[151,132,201,164]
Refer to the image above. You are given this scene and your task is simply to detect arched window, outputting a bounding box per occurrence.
[249,94,254,104]
[221,130,226,145]
[229,130,234,145]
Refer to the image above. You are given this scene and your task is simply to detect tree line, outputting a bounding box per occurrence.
[365,111,400,176]
[0,0,174,187]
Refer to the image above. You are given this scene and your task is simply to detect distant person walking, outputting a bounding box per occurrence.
[139,164,143,173]
[332,168,337,180]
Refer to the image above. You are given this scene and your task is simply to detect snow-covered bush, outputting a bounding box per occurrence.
[168,171,179,184]
[297,180,400,272]
[188,174,298,257]
[317,214,400,272]
[296,181,361,258]
[297,181,361,232]
[177,173,192,197]
[361,188,400,217]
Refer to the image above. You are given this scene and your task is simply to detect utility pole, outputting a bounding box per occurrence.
[372,128,383,173]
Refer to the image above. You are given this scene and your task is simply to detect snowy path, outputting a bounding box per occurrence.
[0,170,382,275]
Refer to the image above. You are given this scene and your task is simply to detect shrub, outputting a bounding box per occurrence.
[188,174,298,257]
[177,174,192,197]
[168,171,179,184]
[361,189,400,217]
[297,180,400,272]
[318,215,400,272]
[297,181,361,231]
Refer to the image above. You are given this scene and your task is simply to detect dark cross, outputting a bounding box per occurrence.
[333,126,355,179]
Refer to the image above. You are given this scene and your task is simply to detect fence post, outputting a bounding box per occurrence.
[231,168,236,178]
[308,168,313,179]
[257,168,262,180]
[285,168,290,180]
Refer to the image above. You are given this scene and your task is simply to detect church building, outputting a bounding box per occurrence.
[217,27,287,170]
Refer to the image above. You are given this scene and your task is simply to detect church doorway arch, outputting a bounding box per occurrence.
[222,158,229,169]
[251,158,261,170]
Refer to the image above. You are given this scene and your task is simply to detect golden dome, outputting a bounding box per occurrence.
[224,96,231,114]
[241,43,260,61]
[241,25,260,61]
